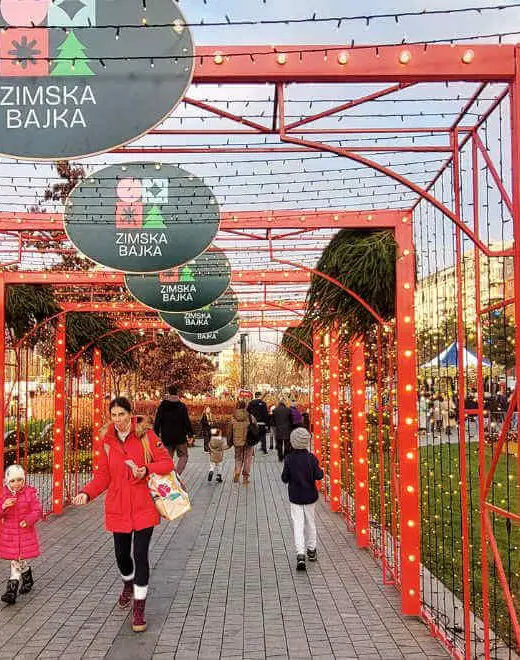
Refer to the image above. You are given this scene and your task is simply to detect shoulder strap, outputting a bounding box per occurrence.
[141,432,153,463]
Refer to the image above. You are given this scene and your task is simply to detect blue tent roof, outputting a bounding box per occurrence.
[420,342,491,369]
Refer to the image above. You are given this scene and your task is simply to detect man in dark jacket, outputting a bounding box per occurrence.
[154,385,193,475]
[272,400,293,462]
[247,392,269,454]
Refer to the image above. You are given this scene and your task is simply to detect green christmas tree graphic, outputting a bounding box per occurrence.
[143,206,167,228]
[180,266,195,282]
[51,32,95,77]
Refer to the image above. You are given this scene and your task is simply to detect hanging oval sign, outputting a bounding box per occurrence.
[0,1,194,160]
[179,336,239,354]
[64,163,220,272]
[160,289,238,332]
[178,319,239,346]
[125,248,231,312]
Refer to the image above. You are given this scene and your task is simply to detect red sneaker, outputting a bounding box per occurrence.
[118,580,133,609]
[132,598,147,632]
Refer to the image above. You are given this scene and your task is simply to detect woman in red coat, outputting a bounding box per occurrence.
[72,397,174,633]
[0,464,43,605]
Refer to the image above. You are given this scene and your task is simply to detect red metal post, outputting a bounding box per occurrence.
[472,133,491,657]
[312,328,323,490]
[452,129,472,654]
[328,324,341,512]
[351,338,369,548]
[52,318,66,515]
[0,272,4,473]
[92,348,103,473]
[512,47,520,517]
[394,215,421,615]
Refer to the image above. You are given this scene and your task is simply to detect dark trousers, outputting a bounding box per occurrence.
[113,527,154,586]
[276,436,290,462]
[167,443,188,474]
[258,424,267,453]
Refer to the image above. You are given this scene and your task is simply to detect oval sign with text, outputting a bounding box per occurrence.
[160,289,238,332]
[0,1,194,159]
[179,336,238,354]
[178,319,239,346]
[64,163,220,272]
[125,248,231,312]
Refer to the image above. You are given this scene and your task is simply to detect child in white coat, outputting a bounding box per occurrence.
[208,428,230,483]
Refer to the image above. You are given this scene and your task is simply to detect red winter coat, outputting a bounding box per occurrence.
[0,485,42,560]
[81,422,174,533]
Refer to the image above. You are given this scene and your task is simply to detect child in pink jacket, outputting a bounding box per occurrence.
[0,465,42,605]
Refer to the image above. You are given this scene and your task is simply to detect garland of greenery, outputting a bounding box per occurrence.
[5,284,138,369]
[306,229,397,338]
[281,319,313,366]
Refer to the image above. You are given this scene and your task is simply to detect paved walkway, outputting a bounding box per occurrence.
[0,447,447,659]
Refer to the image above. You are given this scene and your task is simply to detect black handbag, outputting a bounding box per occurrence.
[246,415,260,446]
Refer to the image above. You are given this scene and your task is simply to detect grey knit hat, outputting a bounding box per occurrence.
[290,427,311,450]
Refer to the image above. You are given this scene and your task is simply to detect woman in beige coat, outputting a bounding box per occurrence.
[230,401,255,484]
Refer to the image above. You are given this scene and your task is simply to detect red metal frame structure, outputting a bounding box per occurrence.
[0,42,519,659]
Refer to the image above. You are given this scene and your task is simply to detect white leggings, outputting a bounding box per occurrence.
[10,560,29,580]
[290,502,317,555]
[209,460,222,475]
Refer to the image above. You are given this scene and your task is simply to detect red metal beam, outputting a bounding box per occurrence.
[4,270,310,285]
[59,301,305,313]
[0,209,406,232]
[240,319,298,328]
[192,45,514,84]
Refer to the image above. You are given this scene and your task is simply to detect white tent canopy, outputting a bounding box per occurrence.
[420,342,491,369]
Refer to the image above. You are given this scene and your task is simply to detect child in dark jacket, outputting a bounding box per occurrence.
[281,427,324,571]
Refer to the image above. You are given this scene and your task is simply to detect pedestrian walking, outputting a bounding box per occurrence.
[272,400,293,461]
[289,401,303,428]
[207,428,230,483]
[229,400,255,484]
[418,395,429,434]
[432,396,443,433]
[153,385,193,475]
[281,427,324,572]
[268,404,276,449]
[72,397,174,633]
[0,465,42,605]
[247,392,269,454]
[200,406,213,453]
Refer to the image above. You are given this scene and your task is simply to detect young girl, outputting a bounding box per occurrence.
[0,464,43,605]
[207,427,230,483]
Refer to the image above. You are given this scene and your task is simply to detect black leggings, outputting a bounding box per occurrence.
[113,527,154,586]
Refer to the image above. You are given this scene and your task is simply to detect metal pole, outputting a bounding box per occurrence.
[329,323,341,512]
[452,129,472,654]
[92,348,103,473]
[240,333,248,389]
[52,318,66,515]
[312,328,323,491]
[394,214,421,615]
[351,338,369,548]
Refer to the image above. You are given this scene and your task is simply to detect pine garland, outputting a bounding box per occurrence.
[281,319,313,366]
[306,229,397,338]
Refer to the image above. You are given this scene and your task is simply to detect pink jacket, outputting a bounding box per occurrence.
[0,485,42,560]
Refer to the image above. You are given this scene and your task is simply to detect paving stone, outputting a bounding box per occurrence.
[0,447,450,660]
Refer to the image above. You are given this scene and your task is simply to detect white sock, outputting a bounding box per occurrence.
[134,584,148,600]
[121,572,134,582]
